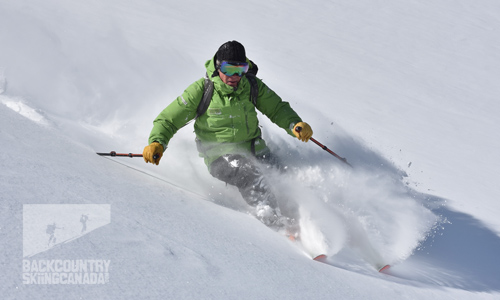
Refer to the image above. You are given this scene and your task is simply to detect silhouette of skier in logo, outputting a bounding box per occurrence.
[46,222,62,247]
[80,214,89,233]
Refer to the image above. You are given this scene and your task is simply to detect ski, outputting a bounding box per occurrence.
[313,254,327,262]
[378,264,391,273]
[283,226,391,273]
[312,253,391,273]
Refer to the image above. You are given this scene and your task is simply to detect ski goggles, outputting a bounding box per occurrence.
[219,61,249,77]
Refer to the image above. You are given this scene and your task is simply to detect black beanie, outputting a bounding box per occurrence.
[216,41,246,64]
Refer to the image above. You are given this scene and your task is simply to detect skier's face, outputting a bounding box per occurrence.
[218,70,241,87]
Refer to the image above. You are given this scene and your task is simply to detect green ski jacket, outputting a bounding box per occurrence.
[148,57,302,167]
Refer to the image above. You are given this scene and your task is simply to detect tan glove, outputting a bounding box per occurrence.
[293,122,313,142]
[143,142,164,165]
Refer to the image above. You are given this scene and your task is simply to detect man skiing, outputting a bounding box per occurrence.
[143,40,313,230]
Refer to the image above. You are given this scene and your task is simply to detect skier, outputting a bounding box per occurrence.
[46,222,61,247]
[143,40,313,229]
[80,214,89,233]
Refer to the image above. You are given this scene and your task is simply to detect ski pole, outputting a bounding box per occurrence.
[295,127,353,168]
[96,151,159,159]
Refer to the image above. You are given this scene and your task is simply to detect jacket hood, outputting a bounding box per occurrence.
[204,55,219,78]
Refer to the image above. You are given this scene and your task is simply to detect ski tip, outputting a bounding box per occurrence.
[378,264,391,273]
[313,254,327,262]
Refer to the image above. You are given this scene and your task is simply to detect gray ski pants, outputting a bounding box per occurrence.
[209,154,279,209]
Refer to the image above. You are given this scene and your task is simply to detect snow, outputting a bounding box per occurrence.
[1,0,499,299]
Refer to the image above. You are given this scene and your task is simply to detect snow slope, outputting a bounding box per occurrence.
[1,0,500,299]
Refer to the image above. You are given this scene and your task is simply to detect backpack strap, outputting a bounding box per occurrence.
[245,73,259,106]
[195,73,215,120]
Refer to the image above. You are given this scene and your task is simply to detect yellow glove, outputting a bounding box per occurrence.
[293,122,313,142]
[143,142,164,165]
